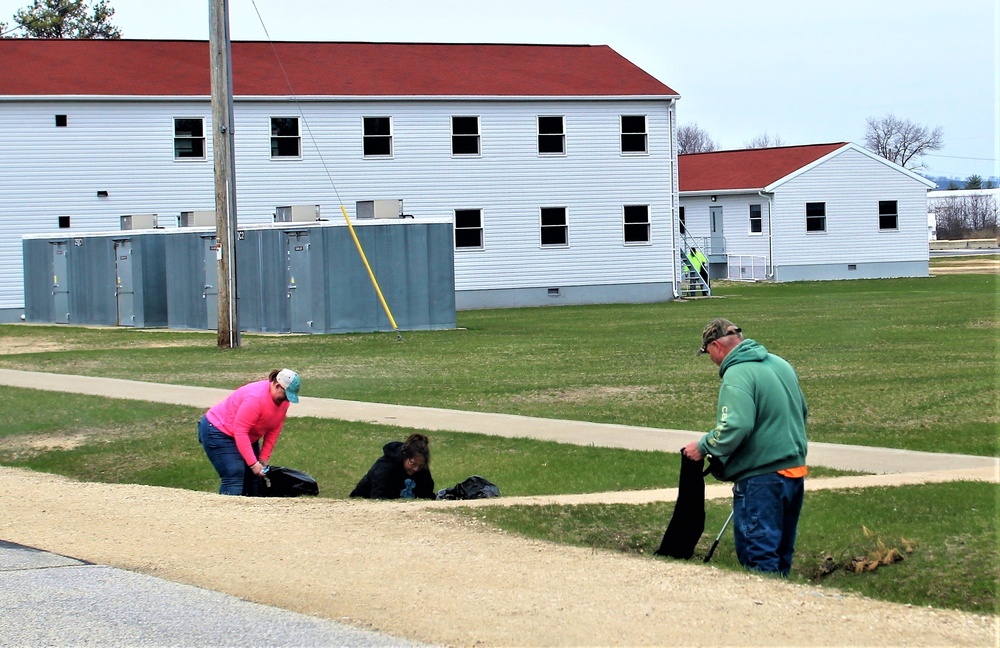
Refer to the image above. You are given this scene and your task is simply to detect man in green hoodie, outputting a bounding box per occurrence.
[683,318,808,576]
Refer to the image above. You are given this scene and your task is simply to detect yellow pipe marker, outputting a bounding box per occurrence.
[339,204,400,333]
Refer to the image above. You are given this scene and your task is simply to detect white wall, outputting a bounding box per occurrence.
[0,97,676,312]
[771,147,930,267]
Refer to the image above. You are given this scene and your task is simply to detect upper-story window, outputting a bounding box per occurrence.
[623,205,650,244]
[679,206,686,235]
[878,200,898,230]
[174,118,206,159]
[455,209,484,249]
[538,116,565,155]
[806,202,827,233]
[270,117,300,158]
[749,204,763,234]
[452,116,480,156]
[363,116,393,157]
[621,115,647,154]
[540,207,569,246]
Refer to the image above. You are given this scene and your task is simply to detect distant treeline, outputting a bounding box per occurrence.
[924,176,1000,190]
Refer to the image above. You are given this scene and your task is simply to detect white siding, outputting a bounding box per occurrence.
[0,98,675,311]
[771,148,929,267]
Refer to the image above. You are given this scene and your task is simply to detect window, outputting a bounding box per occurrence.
[879,200,898,230]
[749,204,763,234]
[270,117,300,158]
[540,207,568,246]
[452,116,480,156]
[679,206,686,235]
[58,216,70,228]
[806,202,826,232]
[55,114,67,127]
[455,209,483,249]
[174,118,206,159]
[621,115,647,154]
[624,205,650,243]
[538,116,565,155]
[363,116,392,157]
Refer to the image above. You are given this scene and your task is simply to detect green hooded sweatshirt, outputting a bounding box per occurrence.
[697,339,808,482]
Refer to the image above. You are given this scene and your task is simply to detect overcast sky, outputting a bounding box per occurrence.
[3,0,997,179]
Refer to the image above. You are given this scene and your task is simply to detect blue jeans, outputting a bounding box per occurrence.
[198,416,260,496]
[732,472,804,576]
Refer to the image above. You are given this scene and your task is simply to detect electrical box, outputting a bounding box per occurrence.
[356,199,404,219]
[120,214,158,230]
[178,211,217,227]
[274,205,321,223]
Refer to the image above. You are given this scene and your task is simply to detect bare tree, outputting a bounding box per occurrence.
[744,132,785,149]
[932,194,998,239]
[863,114,943,171]
[6,0,121,39]
[677,123,719,155]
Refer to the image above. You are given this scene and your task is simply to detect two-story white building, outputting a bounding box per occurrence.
[678,143,936,283]
[0,39,682,322]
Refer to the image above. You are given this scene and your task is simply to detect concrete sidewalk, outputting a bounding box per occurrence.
[2,368,997,476]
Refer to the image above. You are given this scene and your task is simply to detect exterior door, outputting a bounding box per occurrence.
[710,205,725,255]
[201,235,219,330]
[114,239,135,327]
[50,241,69,324]
[285,231,312,333]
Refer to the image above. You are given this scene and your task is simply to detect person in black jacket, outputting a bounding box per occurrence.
[350,433,435,499]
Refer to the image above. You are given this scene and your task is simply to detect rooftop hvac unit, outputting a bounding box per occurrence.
[120,214,158,230]
[356,199,404,219]
[274,205,321,223]
[178,210,217,228]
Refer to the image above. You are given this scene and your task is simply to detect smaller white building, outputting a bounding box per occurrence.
[678,143,936,282]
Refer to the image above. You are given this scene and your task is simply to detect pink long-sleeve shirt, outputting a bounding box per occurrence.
[205,380,289,466]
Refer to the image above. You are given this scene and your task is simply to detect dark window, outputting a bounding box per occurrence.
[452,116,480,156]
[270,117,300,157]
[621,115,647,153]
[879,200,898,230]
[749,204,763,234]
[55,114,67,127]
[624,205,650,243]
[455,209,483,249]
[363,117,392,157]
[58,216,70,228]
[538,116,565,155]
[540,207,568,246]
[174,118,206,159]
[679,206,686,234]
[806,202,826,232]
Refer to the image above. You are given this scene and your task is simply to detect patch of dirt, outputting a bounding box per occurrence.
[0,467,995,647]
[930,258,1000,274]
[0,338,71,356]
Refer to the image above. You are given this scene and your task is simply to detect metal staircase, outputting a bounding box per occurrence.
[678,231,711,298]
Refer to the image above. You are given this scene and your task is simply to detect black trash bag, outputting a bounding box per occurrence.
[654,451,706,559]
[436,475,500,500]
[257,466,319,497]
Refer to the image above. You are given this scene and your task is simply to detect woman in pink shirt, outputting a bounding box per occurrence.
[198,368,301,495]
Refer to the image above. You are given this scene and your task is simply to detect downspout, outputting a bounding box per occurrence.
[669,100,680,298]
[758,190,774,279]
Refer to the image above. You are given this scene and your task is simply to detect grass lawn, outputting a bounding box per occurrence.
[0,274,997,613]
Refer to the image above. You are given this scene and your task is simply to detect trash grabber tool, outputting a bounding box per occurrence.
[703,510,734,563]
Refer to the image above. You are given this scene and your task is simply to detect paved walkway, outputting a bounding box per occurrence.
[1,368,996,646]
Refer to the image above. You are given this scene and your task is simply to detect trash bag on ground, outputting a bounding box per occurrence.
[257,466,319,497]
[436,475,500,500]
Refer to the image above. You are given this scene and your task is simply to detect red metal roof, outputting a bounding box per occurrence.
[0,39,677,97]
[679,143,848,192]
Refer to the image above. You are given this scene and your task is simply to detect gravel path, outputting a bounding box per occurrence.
[1,467,995,647]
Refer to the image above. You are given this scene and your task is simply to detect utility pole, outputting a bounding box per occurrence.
[209,0,240,348]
